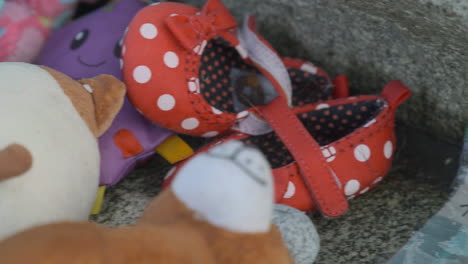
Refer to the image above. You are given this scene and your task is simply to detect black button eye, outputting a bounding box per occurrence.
[71,29,89,50]
[114,39,122,58]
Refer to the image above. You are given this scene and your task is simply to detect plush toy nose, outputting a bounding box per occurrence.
[207,140,271,186]
[171,140,275,233]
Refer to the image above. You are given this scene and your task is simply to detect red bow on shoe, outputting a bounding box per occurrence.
[165,0,238,51]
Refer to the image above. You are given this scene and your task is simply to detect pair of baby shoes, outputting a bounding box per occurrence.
[122,0,411,217]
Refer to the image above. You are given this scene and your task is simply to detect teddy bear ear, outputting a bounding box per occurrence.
[79,75,126,137]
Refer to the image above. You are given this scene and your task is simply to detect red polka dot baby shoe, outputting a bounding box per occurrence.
[164,81,411,217]
[122,0,342,137]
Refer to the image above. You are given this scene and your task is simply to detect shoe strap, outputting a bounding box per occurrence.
[260,97,348,217]
[382,81,412,110]
[231,15,294,135]
[332,75,350,99]
[236,16,292,106]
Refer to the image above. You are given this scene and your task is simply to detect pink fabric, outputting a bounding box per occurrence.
[0,1,53,62]
[16,0,74,19]
[20,0,101,19]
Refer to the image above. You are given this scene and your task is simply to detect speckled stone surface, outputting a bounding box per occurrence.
[90,155,170,226]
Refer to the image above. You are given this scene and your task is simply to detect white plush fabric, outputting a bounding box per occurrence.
[172,141,274,233]
[272,204,320,264]
[0,63,99,240]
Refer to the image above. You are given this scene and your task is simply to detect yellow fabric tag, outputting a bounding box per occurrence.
[155,135,193,164]
[90,186,106,215]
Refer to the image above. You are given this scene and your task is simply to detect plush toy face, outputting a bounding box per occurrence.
[36,0,146,80]
[36,0,174,188]
[0,62,126,240]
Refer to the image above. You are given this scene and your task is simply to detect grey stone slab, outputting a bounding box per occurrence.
[176,0,468,140]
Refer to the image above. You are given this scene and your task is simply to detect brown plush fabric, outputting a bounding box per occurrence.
[0,144,32,181]
[41,66,126,137]
[141,190,293,264]
[41,66,98,136]
[0,189,293,264]
[79,75,126,137]
[0,222,216,263]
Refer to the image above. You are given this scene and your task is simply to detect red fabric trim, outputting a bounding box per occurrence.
[260,97,348,217]
[113,129,144,159]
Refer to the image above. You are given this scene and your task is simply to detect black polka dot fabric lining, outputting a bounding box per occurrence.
[199,38,256,113]
[199,38,333,113]
[289,69,333,106]
[241,99,385,169]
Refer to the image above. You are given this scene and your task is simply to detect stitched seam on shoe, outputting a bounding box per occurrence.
[185,39,237,127]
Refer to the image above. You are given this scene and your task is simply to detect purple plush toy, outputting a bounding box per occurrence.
[36,0,194,214]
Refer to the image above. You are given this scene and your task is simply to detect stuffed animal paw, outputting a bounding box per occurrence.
[0,62,126,240]
[0,141,293,263]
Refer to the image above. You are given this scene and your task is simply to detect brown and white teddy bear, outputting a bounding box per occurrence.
[0,141,293,263]
[0,62,126,240]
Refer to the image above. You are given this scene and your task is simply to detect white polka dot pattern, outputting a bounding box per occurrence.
[139,23,158,39]
[283,181,296,199]
[202,131,219,138]
[181,118,199,130]
[344,180,360,196]
[157,94,175,111]
[164,51,179,68]
[212,107,222,115]
[354,144,371,162]
[372,177,383,185]
[133,65,152,84]
[384,140,393,159]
